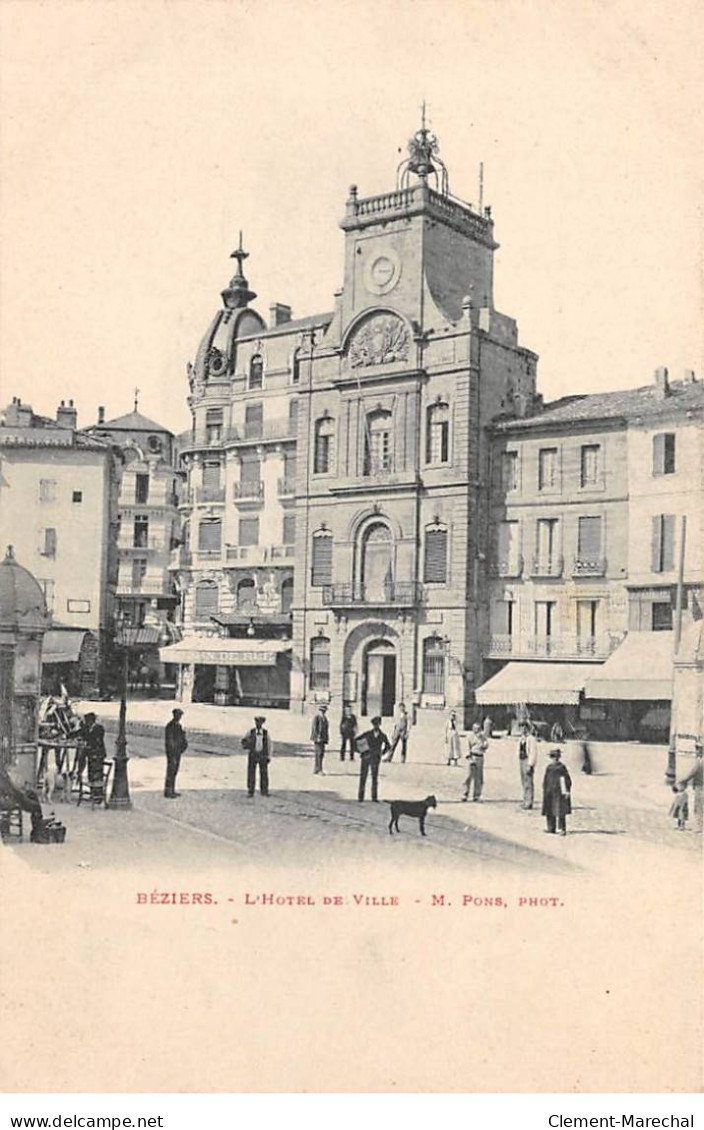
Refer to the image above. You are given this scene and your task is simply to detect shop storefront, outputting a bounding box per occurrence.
[159,636,292,708]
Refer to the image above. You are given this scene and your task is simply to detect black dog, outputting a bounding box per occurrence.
[388,795,437,836]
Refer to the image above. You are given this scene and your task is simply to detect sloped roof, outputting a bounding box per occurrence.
[493,379,704,432]
[99,410,171,433]
[252,312,334,339]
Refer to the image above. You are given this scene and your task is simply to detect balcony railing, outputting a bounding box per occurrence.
[115,581,177,597]
[226,418,296,444]
[195,485,226,504]
[118,537,167,554]
[484,633,618,660]
[226,545,294,564]
[233,480,264,502]
[572,556,607,578]
[321,581,423,608]
[530,555,564,579]
[489,555,524,578]
[277,477,296,497]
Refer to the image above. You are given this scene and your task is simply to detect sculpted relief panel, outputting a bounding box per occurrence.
[348,314,410,369]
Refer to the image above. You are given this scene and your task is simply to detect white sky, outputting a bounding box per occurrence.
[0,0,701,435]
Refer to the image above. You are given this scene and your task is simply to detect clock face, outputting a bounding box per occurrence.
[364,247,402,295]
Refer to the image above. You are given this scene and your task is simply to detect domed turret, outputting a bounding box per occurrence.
[0,546,48,633]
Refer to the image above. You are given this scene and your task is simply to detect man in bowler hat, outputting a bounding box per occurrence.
[164,708,188,798]
[310,702,330,775]
[356,716,390,802]
[241,715,272,797]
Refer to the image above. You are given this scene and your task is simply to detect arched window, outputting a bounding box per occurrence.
[364,409,393,475]
[281,577,294,614]
[311,530,333,586]
[236,577,256,611]
[195,581,218,619]
[249,353,264,390]
[310,635,331,690]
[424,524,448,583]
[292,348,302,384]
[422,636,445,694]
[361,521,393,596]
[314,417,335,474]
[426,402,450,464]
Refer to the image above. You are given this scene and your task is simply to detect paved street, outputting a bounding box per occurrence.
[6,710,700,878]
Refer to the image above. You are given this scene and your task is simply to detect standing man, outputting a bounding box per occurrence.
[462,722,488,802]
[357,716,390,802]
[82,712,108,803]
[386,702,410,763]
[339,703,358,763]
[164,708,187,799]
[542,748,572,835]
[241,715,272,797]
[678,741,703,833]
[310,702,329,775]
[518,722,539,809]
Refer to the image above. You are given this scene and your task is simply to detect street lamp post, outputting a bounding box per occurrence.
[109,611,133,810]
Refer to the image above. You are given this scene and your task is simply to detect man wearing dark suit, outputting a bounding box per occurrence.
[357,716,390,802]
[164,708,188,798]
[310,703,329,775]
[241,715,272,797]
[339,703,358,762]
[82,712,108,803]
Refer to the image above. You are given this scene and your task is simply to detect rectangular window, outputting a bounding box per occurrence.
[577,599,599,638]
[652,600,673,631]
[538,447,558,490]
[134,515,149,548]
[534,600,556,637]
[240,456,261,485]
[315,431,331,474]
[39,479,57,502]
[577,516,602,560]
[198,519,222,553]
[311,535,333,586]
[288,400,298,434]
[501,452,518,491]
[424,528,448,583]
[493,599,514,636]
[422,639,446,694]
[496,520,520,566]
[309,639,331,691]
[195,584,218,618]
[41,528,57,557]
[131,558,147,589]
[72,490,83,504]
[580,444,600,487]
[205,408,223,444]
[651,514,675,573]
[536,518,559,563]
[202,461,221,493]
[653,433,676,476]
[244,403,263,440]
[239,518,259,547]
[283,515,296,546]
[135,473,150,504]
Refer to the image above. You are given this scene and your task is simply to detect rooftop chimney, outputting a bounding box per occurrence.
[683,369,697,385]
[269,303,292,328]
[654,366,670,399]
[98,405,106,425]
[56,398,78,429]
[4,398,34,427]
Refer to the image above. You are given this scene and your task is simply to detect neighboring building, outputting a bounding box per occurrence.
[0,397,121,694]
[85,402,182,682]
[164,123,538,721]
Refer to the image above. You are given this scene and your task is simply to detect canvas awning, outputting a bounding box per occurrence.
[475,662,593,706]
[115,626,162,647]
[159,637,292,667]
[584,632,674,700]
[42,629,87,664]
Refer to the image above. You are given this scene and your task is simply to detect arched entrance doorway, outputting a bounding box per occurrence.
[361,522,392,600]
[362,638,396,718]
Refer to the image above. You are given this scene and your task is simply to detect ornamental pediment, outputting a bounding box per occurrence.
[347,313,410,369]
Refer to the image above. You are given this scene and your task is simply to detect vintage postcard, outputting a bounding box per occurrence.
[0,0,702,1096]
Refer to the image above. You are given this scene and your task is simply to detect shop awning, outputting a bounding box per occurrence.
[584,632,674,701]
[115,626,162,647]
[475,662,593,706]
[42,629,87,664]
[159,637,292,667]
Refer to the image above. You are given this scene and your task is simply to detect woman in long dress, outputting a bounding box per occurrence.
[445,710,461,766]
[542,748,572,835]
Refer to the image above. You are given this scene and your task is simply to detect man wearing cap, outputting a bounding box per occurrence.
[542,748,572,835]
[461,722,488,802]
[164,708,188,799]
[241,715,272,797]
[517,721,539,809]
[310,702,330,775]
[356,716,390,802]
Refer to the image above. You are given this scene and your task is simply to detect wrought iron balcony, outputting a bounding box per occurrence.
[489,555,524,578]
[226,545,294,565]
[530,555,564,579]
[484,632,618,660]
[226,418,297,444]
[118,537,168,554]
[233,480,264,503]
[572,556,607,578]
[321,581,423,608]
[115,581,178,597]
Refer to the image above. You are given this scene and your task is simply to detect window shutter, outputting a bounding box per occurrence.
[202,462,221,490]
[664,434,676,474]
[652,434,664,476]
[424,528,448,583]
[311,534,332,585]
[244,403,263,438]
[662,515,675,571]
[578,516,601,559]
[195,584,218,617]
[239,518,259,547]
[240,457,260,484]
[198,520,221,552]
[651,515,663,572]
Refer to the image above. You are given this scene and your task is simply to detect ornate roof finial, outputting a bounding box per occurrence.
[222,230,257,310]
[133,387,140,413]
[396,104,450,195]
